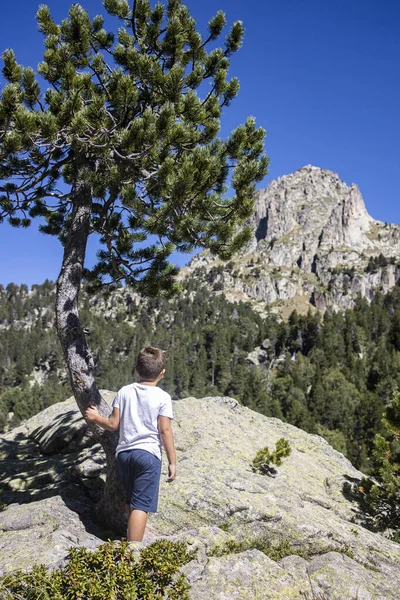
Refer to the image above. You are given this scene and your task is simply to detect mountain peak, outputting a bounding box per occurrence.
[185,167,400,314]
[277,164,343,184]
[250,165,373,254]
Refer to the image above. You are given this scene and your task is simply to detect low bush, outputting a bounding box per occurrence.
[0,539,194,600]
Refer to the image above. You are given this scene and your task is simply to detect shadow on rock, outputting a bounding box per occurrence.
[0,400,116,543]
[341,474,400,540]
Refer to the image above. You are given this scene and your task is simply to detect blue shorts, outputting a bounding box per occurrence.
[116,449,162,513]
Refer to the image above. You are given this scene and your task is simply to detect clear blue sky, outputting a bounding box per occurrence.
[0,0,399,287]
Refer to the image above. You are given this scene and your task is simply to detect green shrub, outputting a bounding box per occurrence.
[0,539,194,600]
[252,438,291,474]
[359,391,400,538]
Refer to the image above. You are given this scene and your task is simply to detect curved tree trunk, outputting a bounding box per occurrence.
[55,182,127,535]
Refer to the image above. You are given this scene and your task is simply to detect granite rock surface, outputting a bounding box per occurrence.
[1,392,400,599]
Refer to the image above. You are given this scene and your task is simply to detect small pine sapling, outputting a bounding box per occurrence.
[252,438,291,474]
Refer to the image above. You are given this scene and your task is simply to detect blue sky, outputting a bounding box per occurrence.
[0,0,399,287]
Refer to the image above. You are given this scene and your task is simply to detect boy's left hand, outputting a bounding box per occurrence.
[166,463,176,482]
[85,406,98,422]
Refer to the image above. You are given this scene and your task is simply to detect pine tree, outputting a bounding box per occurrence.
[362,391,400,538]
[0,0,268,532]
[190,346,208,397]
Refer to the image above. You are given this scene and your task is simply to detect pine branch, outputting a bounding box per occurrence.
[131,0,138,42]
[0,155,69,196]
[89,41,114,75]
[201,82,218,106]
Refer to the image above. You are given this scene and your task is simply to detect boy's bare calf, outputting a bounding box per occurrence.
[127,507,148,542]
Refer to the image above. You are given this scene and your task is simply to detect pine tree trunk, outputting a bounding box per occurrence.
[55,180,127,535]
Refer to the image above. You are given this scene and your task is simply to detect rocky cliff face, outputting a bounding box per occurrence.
[182,166,400,314]
[1,393,400,599]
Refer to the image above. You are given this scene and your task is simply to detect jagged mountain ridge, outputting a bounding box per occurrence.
[183,165,400,314]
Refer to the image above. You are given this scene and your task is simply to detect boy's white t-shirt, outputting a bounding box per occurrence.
[112,383,173,460]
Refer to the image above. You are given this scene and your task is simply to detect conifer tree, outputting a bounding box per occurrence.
[0,0,268,531]
[363,390,400,537]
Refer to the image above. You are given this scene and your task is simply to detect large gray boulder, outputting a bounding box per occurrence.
[0,492,103,574]
[1,393,400,599]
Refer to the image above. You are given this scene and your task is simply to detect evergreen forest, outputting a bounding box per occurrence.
[1,277,400,474]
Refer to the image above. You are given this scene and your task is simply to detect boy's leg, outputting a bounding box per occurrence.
[124,449,161,542]
[127,507,148,542]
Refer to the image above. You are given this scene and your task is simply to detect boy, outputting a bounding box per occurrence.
[85,346,176,542]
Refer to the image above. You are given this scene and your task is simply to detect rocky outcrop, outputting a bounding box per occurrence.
[181,166,400,315]
[248,166,375,257]
[0,392,115,574]
[1,393,400,598]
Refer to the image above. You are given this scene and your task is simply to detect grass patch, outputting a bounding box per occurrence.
[210,536,304,561]
[210,535,355,563]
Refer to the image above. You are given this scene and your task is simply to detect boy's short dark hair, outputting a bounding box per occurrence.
[136,346,165,380]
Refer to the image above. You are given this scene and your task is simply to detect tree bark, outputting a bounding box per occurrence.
[55,179,127,535]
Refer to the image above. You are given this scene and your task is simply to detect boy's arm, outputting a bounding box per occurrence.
[85,406,120,432]
[158,415,176,482]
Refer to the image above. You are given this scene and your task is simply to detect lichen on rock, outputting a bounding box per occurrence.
[1,392,400,599]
